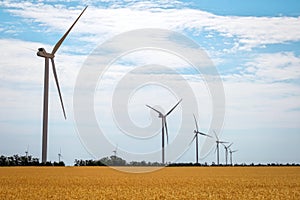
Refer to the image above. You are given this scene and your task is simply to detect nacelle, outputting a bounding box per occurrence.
[37,48,54,58]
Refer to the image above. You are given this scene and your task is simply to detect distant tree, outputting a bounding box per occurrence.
[74,159,80,166]
[45,161,53,166]
[53,161,65,166]
[99,157,110,166]
[0,156,8,166]
[110,156,126,166]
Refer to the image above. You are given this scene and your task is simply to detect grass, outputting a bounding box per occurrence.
[0,166,299,199]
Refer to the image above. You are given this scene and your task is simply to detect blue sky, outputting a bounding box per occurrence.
[191,0,300,16]
[0,0,300,165]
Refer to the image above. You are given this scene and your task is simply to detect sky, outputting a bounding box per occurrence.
[0,0,300,166]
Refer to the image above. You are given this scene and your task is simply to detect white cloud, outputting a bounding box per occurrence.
[223,81,300,129]
[0,39,43,85]
[1,1,300,51]
[221,52,300,129]
[244,52,300,81]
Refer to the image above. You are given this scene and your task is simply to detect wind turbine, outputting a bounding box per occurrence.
[37,6,88,163]
[213,131,228,165]
[25,145,29,159]
[58,148,62,163]
[146,99,182,164]
[222,142,233,165]
[229,149,238,166]
[190,114,211,164]
[112,144,118,158]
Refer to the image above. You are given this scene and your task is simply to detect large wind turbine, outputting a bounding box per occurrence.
[214,131,228,165]
[229,149,238,166]
[190,114,211,164]
[222,142,233,165]
[37,6,88,163]
[146,99,182,164]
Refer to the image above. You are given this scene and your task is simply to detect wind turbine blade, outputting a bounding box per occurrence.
[166,99,182,116]
[228,143,233,148]
[164,118,169,144]
[219,141,229,144]
[214,146,217,154]
[146,105,163,115]
[193,114,199,132]
[221,142,226,147]
[213,130,219,141]
[51,58,66,119]
[198,132,212,137]
[189,135,196,146]
[51,6,88,55]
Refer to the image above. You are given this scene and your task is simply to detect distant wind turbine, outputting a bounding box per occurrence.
[112,144,118,157]
[37,6,88,163]
[214,131,228,165]
[222,143,233,165]
[229,149,238,166]
[146,99,182,164]
[190,114,211,164]
[25,145,29,159]
[58,148,63,163]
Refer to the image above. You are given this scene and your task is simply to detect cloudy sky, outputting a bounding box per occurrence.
[1,0,300,165]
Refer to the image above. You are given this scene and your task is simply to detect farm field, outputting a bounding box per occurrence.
[0,166,299,199]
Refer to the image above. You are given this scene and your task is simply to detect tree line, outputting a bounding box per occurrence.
[0,154,65,166]
[74,155,164,166]
[74,157,300,167]
[1,154,299,167]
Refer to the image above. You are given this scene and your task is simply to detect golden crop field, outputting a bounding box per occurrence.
[0,167,299,199]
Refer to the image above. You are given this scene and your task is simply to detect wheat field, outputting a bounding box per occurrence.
[0,167,299,199]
